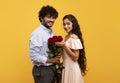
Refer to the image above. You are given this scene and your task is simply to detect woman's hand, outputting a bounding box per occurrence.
[55,42,66,48]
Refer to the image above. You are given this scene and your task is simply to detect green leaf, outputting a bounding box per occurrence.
[55,64,59,69]
[57,69,61,74]
[49,53,54,58]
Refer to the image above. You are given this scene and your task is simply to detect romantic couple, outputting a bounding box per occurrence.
[29,5,87,83]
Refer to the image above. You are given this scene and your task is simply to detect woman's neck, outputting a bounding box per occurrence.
[68,32,73,36]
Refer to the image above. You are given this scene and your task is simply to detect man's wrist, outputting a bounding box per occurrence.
[47,58,54,63]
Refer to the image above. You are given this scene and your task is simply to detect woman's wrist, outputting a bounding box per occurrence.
[62,42,66,48]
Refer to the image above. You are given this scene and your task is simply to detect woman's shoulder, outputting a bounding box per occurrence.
[64,34,79,42]
[67,34,83,49]
[70,34,79,39]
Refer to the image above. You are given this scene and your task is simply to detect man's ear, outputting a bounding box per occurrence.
[39,17,43,22]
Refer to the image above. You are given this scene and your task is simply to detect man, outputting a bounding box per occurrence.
[29,5,60,83]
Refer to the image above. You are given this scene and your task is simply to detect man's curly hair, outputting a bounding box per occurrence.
[38,5,58,22]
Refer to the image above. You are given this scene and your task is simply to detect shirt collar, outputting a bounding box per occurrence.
[40,25,53,33]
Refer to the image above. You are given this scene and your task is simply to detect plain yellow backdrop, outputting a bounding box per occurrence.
[0,0,120,83]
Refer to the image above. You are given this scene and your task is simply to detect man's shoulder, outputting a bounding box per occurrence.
[29,26,43,38]
[31,26,43,34]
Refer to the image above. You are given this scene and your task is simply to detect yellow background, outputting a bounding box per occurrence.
[0,0,120,83]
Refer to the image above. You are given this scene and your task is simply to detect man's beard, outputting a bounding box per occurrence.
[43,21,54,28]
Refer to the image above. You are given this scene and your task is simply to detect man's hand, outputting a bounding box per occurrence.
[47,55,61,63]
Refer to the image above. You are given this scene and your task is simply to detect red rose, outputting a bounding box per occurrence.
[57,36,63,42]
[48,38,56,44]
[48,36,63,44]
[53,36,58,42]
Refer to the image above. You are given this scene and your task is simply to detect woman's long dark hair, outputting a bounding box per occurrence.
[63,14,87,75]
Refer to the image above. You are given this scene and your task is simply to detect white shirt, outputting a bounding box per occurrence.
[29,25,54,66]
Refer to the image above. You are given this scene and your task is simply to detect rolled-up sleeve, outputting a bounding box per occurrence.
[29,33,47,64]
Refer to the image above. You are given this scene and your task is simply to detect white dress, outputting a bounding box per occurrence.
[61,35,84,83]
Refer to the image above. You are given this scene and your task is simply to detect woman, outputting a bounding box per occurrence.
[55,14,87,83]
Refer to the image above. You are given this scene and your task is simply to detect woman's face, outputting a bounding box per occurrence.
[63,18,73,33]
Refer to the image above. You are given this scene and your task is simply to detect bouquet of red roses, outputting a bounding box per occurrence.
[47,36,64,83]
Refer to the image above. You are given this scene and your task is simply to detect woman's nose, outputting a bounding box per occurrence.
[64,25,68,28]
